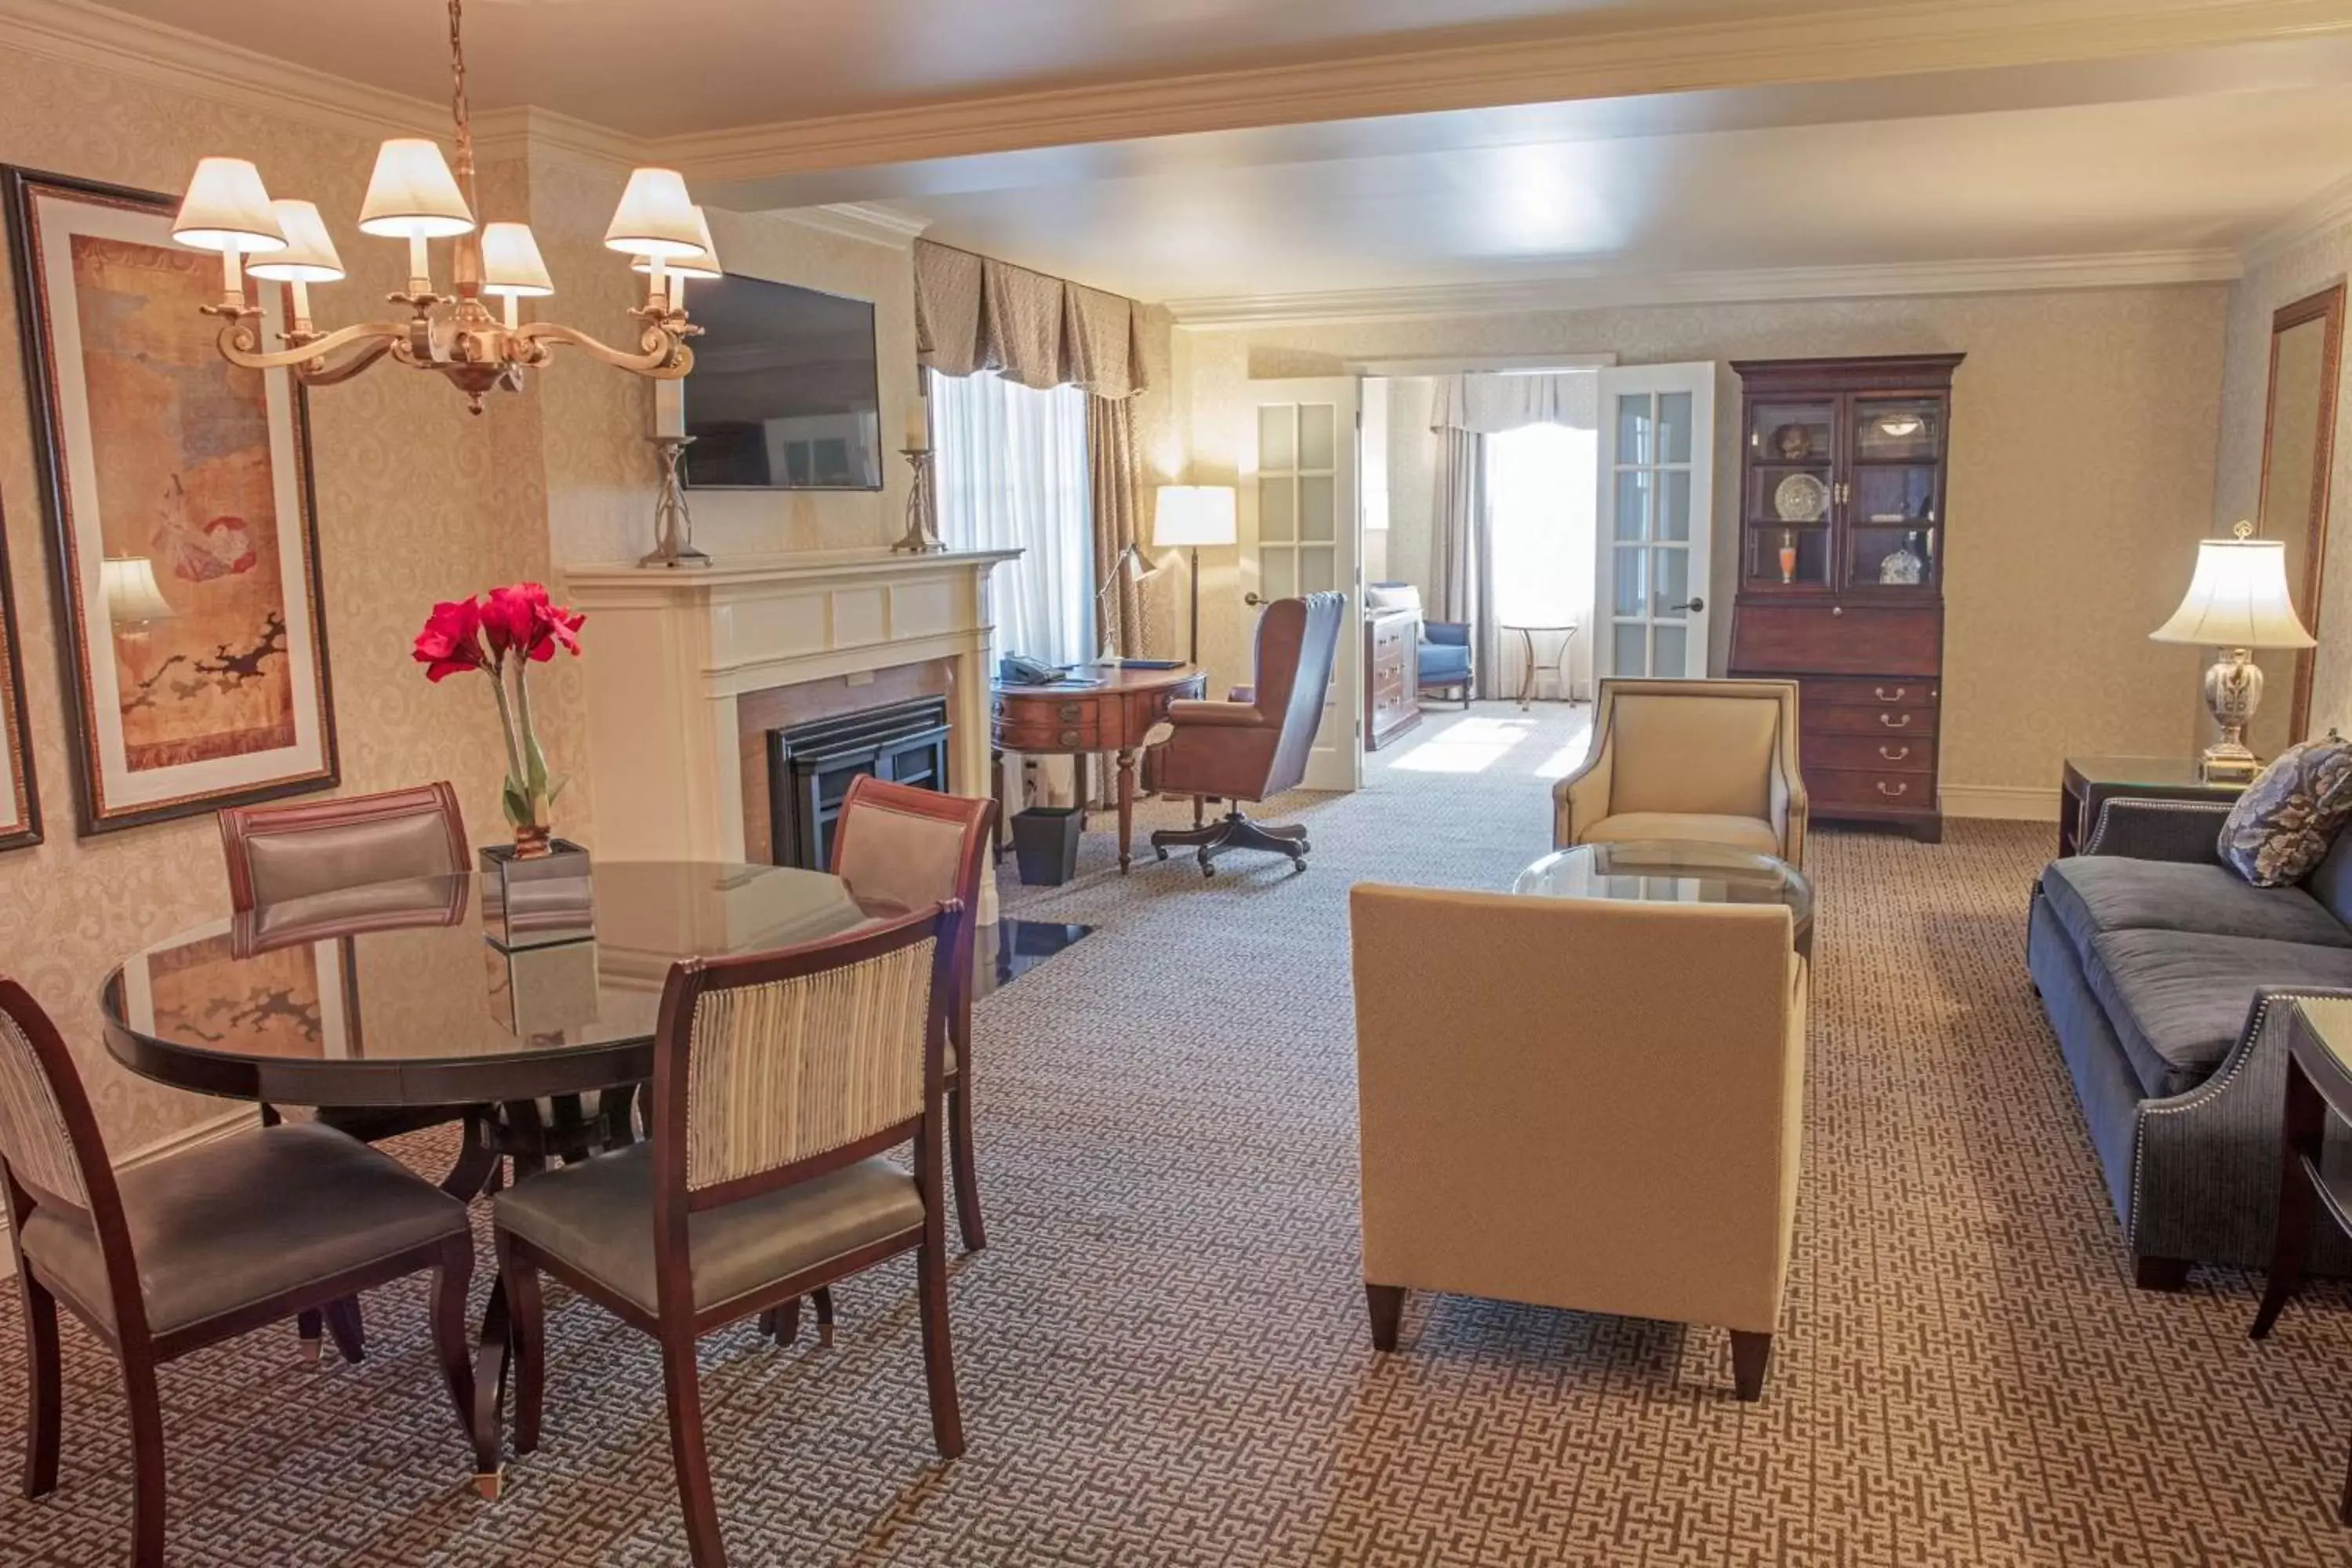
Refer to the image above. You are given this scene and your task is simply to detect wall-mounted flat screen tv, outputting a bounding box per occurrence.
[681,274,882,490]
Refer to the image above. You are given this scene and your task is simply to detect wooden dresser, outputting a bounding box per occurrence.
[1365,606,1422,751]
[1726,353,1963,843]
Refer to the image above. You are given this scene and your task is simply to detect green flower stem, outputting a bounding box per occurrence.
[485,653,530,822]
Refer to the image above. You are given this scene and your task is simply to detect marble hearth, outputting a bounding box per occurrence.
[562,548,1019,884]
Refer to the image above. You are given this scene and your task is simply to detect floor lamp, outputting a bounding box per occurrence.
[1153,485,1238,665]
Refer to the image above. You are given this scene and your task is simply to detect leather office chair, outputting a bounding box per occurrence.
[1149,591,1346,876]
[1351,885,1807,1400]
[0,979,477,1568]
[1554,677,1808,869]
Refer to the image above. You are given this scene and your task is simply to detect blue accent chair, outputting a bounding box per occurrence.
[1368,583,1473,707]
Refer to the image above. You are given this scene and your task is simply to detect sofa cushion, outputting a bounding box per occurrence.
[2218,733,2352,886]
[1420,644,1472,682]
[1581,811,1781,858]
[2040,856,2352,955]
[2082,929,2352,1098]
[2304,828,2352,928]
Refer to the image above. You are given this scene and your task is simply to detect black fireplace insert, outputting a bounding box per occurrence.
[765,695,950,871]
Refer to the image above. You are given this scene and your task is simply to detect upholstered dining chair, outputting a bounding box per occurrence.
[831,772,996,1252]
[1552,677,1808,869]
[1149,591,1347,875]
[0,979,477,1568]
[1351,886,1807,1400]
[490,905,965,1567]
[219,780,487,1364]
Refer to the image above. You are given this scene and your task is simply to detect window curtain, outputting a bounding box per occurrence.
[916,241,1155,656]
[931,369,1095,667]
[1429,372,1599,699]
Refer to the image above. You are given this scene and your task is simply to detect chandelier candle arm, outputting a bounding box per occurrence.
[170,0,709,413]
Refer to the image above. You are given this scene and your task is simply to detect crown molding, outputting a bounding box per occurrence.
[2240,169,2352,269]
[655,0,2352,184]
[1163,251,2245,327]
[0,0,449,142]
[471,107,649,170]
[773,202,931,249]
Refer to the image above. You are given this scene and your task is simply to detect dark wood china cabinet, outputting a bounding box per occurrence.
[1726,353,1963,842]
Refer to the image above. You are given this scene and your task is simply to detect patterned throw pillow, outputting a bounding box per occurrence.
[2218,732,2352,887]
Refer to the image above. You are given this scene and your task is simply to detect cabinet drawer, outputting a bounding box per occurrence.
[994,717,1102,752]
[1806,733,1935,774]
[1805,703,1938,738]
[1730,603,1942,678]
[1809,766,1936,811]
[1803,676,1937,710]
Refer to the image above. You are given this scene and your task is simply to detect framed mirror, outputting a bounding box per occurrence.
[2257,283,2344,747]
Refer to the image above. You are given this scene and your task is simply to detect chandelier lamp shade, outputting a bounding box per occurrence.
[167,0,704,413]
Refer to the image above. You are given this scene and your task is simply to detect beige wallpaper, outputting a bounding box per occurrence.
[1178,286,2227,800]
[0,51,534,1156]
[2214,220,2352,754]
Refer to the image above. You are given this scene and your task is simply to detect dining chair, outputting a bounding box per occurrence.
[830,772,997,1251]
[491,906,964,1568]
[0,979,477,1568]
[219,780,488,1365]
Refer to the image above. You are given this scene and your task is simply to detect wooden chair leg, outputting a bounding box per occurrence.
[1730,1330,1773,1402]
[915,1230,964,1459]
[761,1298,801,1345]
[428,1238,477,1463]
[946,1078,987,1254]
[323,1296,366,1363]
[1365,1284,1404,1352]
[813,1287,836,1348]
[659,1330,729,1568]
[18,1272,60,1498]
[496,1232,546,1460]
[296,1307,323,1367]
[122,1349,166,1568]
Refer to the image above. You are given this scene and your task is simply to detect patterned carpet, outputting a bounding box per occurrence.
[7,702,2352,1566]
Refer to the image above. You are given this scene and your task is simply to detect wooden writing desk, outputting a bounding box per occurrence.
[993,664,1205,873]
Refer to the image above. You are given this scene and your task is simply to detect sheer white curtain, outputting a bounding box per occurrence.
[1484,420,1599,699]
[931,368,1095,667]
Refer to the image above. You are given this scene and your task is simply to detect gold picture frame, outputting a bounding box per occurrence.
[5,166,336,834]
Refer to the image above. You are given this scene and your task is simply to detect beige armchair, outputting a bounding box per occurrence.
[1350,884,1807,1399]
[1553,677,1806,868]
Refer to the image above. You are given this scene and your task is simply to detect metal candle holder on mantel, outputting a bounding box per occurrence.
[640,434,710,569]
[891,445,946,554]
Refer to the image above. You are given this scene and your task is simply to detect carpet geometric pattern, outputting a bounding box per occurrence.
[5,703,2352,1565]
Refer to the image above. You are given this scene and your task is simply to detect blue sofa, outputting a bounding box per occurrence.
[2027,795,2352,1285]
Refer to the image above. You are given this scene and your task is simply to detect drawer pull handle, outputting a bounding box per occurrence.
[1874,686,1907,702]
[1878,745,1911,762]
[1878,713,1911,729]
[1877,780,1909,797]
[1058,702,1083,721]
[1058,728,1081,747]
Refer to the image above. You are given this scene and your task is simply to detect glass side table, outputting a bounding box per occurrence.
[1512,839,1813,957]
[1502,623,1578,709]
[2058,755,2248,858]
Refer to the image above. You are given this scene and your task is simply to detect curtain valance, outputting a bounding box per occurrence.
[1431,371,1596,434]
[914,240,1149,399]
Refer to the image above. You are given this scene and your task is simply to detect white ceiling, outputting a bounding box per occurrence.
[68,0,1703,137]
[866,41,2352,306]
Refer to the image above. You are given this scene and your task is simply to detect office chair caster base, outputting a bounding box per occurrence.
[1152,810,1311,874]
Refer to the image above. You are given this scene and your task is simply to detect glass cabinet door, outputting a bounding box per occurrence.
[1743,397,1835,590]
[1846,396,1944,591]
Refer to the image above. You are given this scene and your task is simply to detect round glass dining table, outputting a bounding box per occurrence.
[100,858,884,1111]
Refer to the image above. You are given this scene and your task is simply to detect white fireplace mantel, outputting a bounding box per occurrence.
[563,548,1018,867]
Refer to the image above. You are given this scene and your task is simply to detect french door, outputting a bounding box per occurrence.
[1243,378,1363,793]
[1595,364,1716,680]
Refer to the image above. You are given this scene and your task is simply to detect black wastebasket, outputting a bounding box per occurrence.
[1010,807,1083,886]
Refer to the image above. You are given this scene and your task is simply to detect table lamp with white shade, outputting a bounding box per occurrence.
[1153,485,1237,664]
[2150,519,2317,782]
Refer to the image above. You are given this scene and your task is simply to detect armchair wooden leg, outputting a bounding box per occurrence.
[814,1286,836,1348]
[946,1077,987,1254]
[1366,1284,1404,1352]
[1730,1331,1773,1402]
[916,1229,965,1459]
[428,1238,477,1461]
[18,1272,59,1498]
[296,1308,323,1367]
[659,1330,729,1568]
[763,1298,801,1345]
[496,1232,546,1460]
[323,1295,367,1363]
[122,1348,167,1568]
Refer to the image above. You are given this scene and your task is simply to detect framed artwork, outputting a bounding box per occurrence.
[4,166,336,836]
[0,488,41,851]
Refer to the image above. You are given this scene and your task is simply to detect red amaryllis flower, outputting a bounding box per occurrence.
[480,582,586,662]
[412,597,488,682]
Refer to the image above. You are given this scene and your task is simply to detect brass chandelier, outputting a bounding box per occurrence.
[169,0,711,413]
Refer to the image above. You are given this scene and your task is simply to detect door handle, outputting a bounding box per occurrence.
[1243,592,1263,607]
[1671,597,1704,613]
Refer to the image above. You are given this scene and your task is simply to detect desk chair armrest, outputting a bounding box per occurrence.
[1167,699,1267,728]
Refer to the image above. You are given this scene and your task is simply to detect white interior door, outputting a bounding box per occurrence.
[1595,364,1715,680]
[1244,378,1363,793]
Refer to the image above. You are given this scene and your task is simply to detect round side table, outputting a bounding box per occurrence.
[1504,623,1579,709]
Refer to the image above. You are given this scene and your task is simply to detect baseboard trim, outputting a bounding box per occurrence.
[0,1103,258,1276]
[1941,784,2062,822]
